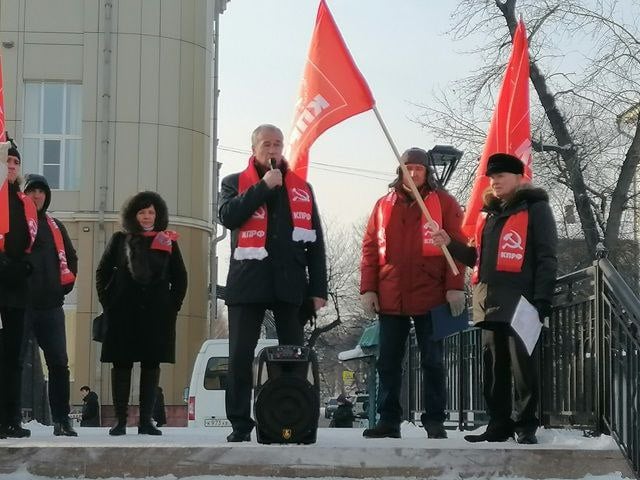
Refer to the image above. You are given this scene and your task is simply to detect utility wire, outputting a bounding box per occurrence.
[218,144,393,180]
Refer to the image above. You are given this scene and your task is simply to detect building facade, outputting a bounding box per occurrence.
[0,0,213,423]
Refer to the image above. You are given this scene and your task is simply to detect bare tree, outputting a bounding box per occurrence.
[306,218,372,396]
[416,0,640,262]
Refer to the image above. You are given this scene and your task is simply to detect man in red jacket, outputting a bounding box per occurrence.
[360,147,466,439]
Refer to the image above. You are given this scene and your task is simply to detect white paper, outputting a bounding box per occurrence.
[510,296,542,355]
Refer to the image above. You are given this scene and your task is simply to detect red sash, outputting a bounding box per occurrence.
[235,157,315,261]
[376,191,442,265]
[140,230,179,253]
[472,210,529,284]
[0,191,37,253]
[45,215,76,286]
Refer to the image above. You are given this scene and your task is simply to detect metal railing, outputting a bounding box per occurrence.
[404,259,640,477]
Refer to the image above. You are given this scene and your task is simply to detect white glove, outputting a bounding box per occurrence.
[360,291,380,317]
[446,290,466,317]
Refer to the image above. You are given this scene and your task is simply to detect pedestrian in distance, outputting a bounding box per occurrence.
[96,191,187,436]
[330,394,355,428]
[80,385,100,427]
[359,147,466,440]
[0,135,38,439]
[23,173,78,436]
[432,152,558,444]
[218,124,328,442]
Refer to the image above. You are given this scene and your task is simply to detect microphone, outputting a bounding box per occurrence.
[270,158,277,170]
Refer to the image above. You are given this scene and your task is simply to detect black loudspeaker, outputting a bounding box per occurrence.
[253,345,320,444]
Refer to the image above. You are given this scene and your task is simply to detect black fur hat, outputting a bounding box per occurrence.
[485,153,524,176]
[121,191,169,233]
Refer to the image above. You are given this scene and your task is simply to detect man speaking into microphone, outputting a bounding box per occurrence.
[218,124,328,442]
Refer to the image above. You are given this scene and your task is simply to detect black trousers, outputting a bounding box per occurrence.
[0,306,26,427]
[225,303,303,432]
[376,314,446,426]
[24,307,71,423]
[482,328,539,433]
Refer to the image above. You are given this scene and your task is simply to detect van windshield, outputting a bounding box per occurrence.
[204,357,229,390]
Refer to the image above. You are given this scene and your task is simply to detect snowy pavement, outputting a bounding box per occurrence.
[0,421,634,480]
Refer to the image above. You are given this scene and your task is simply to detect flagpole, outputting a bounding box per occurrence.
[372,106,460,276]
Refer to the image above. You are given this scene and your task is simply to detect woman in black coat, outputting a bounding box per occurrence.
[433,153,557,445]
[96,191,187,436]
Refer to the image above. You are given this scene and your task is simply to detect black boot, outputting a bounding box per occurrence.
[109,367,131,436]
[464,421,514,443]
[53,418,78,437]
[49,366,75,436]
[362,423,401,439]
[138,367,162,435]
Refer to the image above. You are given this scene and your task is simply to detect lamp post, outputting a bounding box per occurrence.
[427,145,464,188]
[209,0,230,338]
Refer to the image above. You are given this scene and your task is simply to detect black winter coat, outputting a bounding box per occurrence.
[96,232,188,363]
[80,391,100,426]
[0,182,33,308]
[27,214,77,309]
[219,168,327,306]
[448,186,558,325]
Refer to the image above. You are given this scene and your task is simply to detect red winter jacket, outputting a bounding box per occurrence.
[360,187,466,316]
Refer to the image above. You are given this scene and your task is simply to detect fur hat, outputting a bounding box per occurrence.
[485,153,524,176]
[389,147,439,190]
[121,191,169,233]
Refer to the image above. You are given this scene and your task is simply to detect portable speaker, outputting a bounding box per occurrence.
[253,345,320,444]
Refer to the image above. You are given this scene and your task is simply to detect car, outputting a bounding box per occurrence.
[324,397,339,419]
[351,393,370,418]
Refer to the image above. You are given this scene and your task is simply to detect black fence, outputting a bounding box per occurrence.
[403,259,640,478]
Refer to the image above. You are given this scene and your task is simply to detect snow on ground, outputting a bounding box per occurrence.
[0,421,633,480]
[0,420,620,451]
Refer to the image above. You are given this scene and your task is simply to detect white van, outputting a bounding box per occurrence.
[187,338,278,427]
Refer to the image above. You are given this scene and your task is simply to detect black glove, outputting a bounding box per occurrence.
[534,300,552,322]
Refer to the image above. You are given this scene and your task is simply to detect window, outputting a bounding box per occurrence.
[23,82,82,190]
[203,357,229,390]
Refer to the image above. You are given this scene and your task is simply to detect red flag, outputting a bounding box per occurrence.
[0,54,8,236]
[286,0,375,179]
[461,20,532,236]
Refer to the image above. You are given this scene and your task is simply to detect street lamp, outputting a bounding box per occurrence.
[427,145,463,188]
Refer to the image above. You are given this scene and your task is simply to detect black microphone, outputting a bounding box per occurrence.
[270,158,277,170]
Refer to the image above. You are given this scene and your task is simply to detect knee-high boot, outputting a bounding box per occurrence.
[138,367,162,435]
[109,367,131,436]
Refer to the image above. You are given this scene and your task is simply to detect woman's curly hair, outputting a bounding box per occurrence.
[120,191,169,233]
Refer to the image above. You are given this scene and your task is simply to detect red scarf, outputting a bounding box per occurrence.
[376,190,442,265]
[140,230,179,252]
[235,157,315,261]
[472,210,529,284]
[0,191,38,253]
[45,214,76,286]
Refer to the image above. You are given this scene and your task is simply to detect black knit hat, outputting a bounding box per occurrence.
[6,132,20,161]
[485,153,524,176]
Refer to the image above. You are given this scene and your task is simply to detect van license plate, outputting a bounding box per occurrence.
[204,418,231,427]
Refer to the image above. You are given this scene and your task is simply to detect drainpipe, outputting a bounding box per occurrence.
[94,0,113,397]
